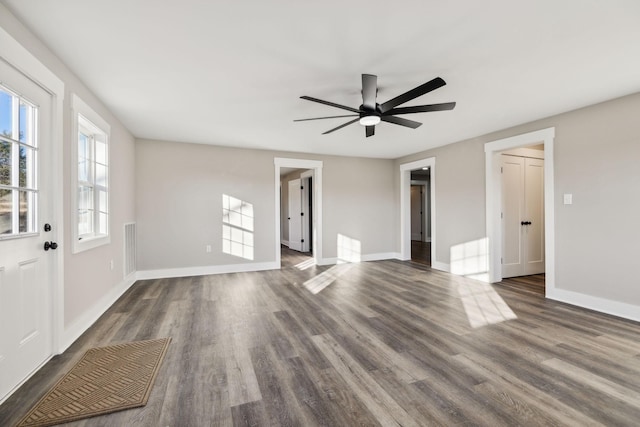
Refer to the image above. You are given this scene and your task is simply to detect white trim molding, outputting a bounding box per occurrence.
[62,275,136,351]
[274,158,323,267]
[484,127,556,293]
[318,252,402,266]
[547,289,640,323]
[400,158,436,264]
[137,261,279,280]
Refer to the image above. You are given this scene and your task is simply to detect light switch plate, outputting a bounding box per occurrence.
[563,194,573,205]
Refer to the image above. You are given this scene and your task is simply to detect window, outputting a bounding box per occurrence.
[0,84,38,238]
[72,94,110,252]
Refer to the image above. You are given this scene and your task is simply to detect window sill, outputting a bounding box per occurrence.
[72,234,110,254]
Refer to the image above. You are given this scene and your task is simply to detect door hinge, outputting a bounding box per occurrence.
[501,212,503,219]
[501,166,503,173]
[501,257,503,264]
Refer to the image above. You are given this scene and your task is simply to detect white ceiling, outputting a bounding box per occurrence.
[4,0,640,159]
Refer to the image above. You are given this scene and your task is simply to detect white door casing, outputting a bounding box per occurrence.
[288,178,302,251]
[0,58,55,402]
[501,155,545,278]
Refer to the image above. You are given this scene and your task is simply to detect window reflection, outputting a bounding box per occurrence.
[222,194,254,260]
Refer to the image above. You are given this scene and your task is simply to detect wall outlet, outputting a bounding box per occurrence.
[109,260,114,270]
[206,245,212,253]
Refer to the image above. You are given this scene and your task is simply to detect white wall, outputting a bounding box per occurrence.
[0,5,137,344]
[136,140,398,273]
[396,92,640,312]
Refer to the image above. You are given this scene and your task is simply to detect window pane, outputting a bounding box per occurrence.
[0,188,12,234]
[78,185,94,236]
[18,190,28,232]
[95,163,107,187]
[19,101,33,144]
[19,145,27,187]
[0,89,12,138]
[95,139,107,165]
[0,140,10,185]
[98,189,108,213]
[78,132,90,182]
[98,212,107,235]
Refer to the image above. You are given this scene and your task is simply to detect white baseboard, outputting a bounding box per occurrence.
[317,252,401,266]
[281,240,289,246]
[136,261,280,280]
[431,261,450,272]
[547,288,640,323]
[61,274,137,352]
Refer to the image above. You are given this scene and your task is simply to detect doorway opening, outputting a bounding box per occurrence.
[410,168,431,265]
[485,127,555,297]
[399,157,438,269]
[274,158,323,268]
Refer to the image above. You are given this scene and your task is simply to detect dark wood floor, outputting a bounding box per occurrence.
[411,240,431,266]
[2,253,640,426]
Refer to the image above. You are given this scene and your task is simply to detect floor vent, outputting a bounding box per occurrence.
[124,222,136,278]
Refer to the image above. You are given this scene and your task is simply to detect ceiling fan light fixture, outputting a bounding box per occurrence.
[359,115,381,126]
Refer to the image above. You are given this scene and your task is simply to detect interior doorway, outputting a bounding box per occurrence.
[400,157,438,269]
[274,158,323,268]
[410,168,431,265]
[485,127,555,297]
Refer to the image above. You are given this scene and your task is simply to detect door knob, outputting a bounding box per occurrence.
[520,221,532,226]
[44,241,58,251]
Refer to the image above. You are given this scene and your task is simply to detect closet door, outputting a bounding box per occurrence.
[501,156,544,278]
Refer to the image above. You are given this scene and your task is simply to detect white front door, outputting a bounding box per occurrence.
[0,59,55,401]
[288,178,302,251]
[501,155,544,278]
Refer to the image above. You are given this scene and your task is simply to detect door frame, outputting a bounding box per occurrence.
[484,127,555,295]
[0,26,65,400]
[400,158,437,267]
[274,158,323,266]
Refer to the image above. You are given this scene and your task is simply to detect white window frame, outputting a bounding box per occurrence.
[71,94,110,253]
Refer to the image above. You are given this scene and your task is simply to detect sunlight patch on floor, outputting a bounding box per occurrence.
[295,258,316,270]
[456,280,517,328]
[303,264,353,294]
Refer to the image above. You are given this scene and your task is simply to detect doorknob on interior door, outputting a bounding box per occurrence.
[520,221,532,226]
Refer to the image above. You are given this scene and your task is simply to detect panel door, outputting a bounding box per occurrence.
[0,59,55,402]
[501,156,525,278]
[288,179,302,251]
[501,155,544,278]
[524,158,545,275]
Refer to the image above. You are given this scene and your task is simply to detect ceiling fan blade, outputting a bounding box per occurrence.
[384,102,456,115]
[379,77,446,113]
[366,125,375,138]
[322,118,360,134]
[381,115,422,129]
[362,74,377,110]
[294,114,358,122]
[300,96,360,113]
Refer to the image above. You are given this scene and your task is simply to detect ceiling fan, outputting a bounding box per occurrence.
[295,74,456,137]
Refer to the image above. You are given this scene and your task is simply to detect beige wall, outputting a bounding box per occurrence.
[0,5,137,330]
[397,92,640,307]
[136,140,397,270]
